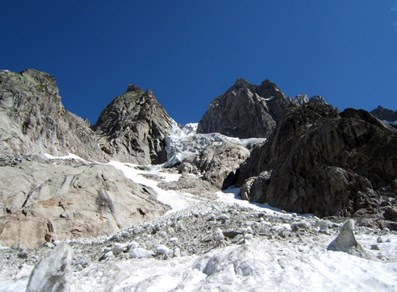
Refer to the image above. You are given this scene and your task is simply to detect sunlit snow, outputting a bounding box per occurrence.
[43,153,87,162]
[108,161,200,214]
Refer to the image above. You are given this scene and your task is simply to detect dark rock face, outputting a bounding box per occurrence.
[370,106,397,123]
[197,79,290,138]
[93,85,175,164]
[0,69,106,161]
[236,103,397,218]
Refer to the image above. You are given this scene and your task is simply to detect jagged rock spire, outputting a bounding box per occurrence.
[197,79,289,138]
[93,85,176,164]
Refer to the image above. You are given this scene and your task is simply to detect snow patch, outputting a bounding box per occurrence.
[108,161,199,214]
[217,187,293,216]
[43,153,87,162]
[180,123,198,136]
[68,236,397,291]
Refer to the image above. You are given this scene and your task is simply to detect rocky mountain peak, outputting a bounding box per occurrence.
[126,84,142,93]
[231,78,251,89]
[370,105,397,123]
[292,94,310,106]
[1,69,61,110]
[93,85,175,164]
[291,94,327,106]
[257,79,285,99]
[0,69,106,161]
[309,95,327,105]
[197,78,290,139]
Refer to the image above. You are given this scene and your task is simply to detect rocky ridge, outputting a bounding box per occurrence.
[370,105,397,125]
[197,78,327,139]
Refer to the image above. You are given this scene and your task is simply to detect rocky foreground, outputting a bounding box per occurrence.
[1,163,396,291]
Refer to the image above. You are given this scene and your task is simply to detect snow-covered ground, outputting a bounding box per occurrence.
[68,235,397,292]
[1,159,397,291]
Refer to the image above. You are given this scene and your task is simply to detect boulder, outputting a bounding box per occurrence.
[158,173,218,200]
[0,156,169,248]
[0,69,106,162]
[327,220,368,258]
[26,243,73,292]
[93,85,176,164]
[383,207,397,221]
[130,248,153,259]
[193,141,250,189]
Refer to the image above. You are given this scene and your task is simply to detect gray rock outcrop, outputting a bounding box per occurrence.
[291,94,309,106]
[26,243,73,292]
[0,69,106,162]
[236,103,397,218]
[197,79,290,138]
[93,85,176,164]
[0,156,169,248]
[327,220,368,258]
[158,173,219,200]
[193,141,250,189]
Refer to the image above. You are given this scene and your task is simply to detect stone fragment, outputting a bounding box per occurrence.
[130,248,153,259]
[327,220,368,258]
[383,207,397,221]
[155,244,170,256]
[26,243,73,292]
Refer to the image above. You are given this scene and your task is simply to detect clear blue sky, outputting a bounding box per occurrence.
[1,1,397,124]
